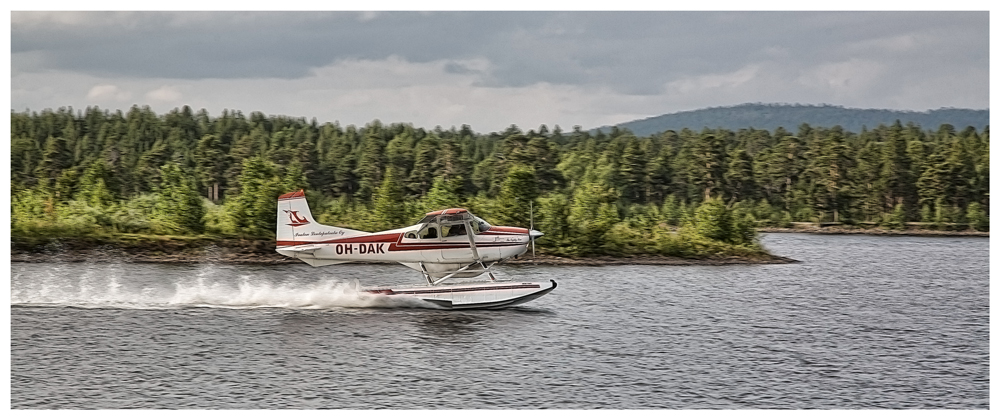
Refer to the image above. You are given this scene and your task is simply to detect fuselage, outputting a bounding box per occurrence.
[275,224,534,264]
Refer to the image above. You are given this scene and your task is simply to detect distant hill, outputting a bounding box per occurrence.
[592,103,989,136]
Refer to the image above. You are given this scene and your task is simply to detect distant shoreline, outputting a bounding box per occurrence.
[757,227,989,237]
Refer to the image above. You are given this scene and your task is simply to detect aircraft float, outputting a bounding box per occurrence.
[274,190,556,309]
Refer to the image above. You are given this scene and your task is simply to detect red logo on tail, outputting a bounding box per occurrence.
[284,210,310,227]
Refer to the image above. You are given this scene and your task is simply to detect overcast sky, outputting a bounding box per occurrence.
[10,11,989,132]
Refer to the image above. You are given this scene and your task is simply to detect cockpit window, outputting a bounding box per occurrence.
[416,211,489,235]
[416,212,474,226]
[444,223,468,237]
[419,226,438,239]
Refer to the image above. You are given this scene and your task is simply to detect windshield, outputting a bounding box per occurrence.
[416,212,473,225]
[475,217,491,233]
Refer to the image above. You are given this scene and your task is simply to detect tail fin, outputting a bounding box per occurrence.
[276,190,369,247]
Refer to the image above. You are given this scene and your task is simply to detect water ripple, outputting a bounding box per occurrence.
[10,233,990,409]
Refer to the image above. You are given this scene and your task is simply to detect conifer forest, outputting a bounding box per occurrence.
[10,106,990,258]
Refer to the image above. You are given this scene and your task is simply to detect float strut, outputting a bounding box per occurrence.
[419,262,433,285]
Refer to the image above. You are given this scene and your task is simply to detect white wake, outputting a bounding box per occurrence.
[10,262,435,310]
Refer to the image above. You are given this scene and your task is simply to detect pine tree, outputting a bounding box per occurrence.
[11,137,40,185]
[385,131,415,182]
[851,141,883,222]
[433,136,469,183]
[805,130,852,222]
[495,165,539,227]
[878,121,916,215]
[933,197,955,230]
[881,203,906,230]
[537,192,571,247]
[940,137,975,210]
[661,194,683,226]
[34,136,72,188]
[76,160,116,209]
[195,134,228,202]
[354,126,386,201]
[153,162,205,234]
[567,182,620,255]
[328,127,359,197]
[422,175,463,212]
[724,148,755,204]
[920,205,933,223]
[226,156,281,236]
[281,160,309,193]
[369,166,407,231]
[618,138,648,203]
[526,135,562,194]
[646,143,675,205]
[407,136,437,196]
[966,202,988,232]
[134,139,172,193]
[687,132,727,201]
[692,197,734,243]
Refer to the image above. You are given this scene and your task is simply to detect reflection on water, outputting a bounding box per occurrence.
[10,233,990,409]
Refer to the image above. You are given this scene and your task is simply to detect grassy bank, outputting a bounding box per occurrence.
[11,233,283,264]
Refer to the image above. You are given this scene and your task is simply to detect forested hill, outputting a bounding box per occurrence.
[593,104,989,137]
[10,106,990,260]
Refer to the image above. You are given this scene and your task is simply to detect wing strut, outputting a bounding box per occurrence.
[464,220,496,282]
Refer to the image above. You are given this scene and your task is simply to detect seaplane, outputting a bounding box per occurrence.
[274,190,556,309]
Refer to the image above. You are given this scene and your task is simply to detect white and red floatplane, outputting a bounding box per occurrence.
[274,190,556,309]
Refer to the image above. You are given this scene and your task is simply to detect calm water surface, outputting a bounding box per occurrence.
[10,233,989,409]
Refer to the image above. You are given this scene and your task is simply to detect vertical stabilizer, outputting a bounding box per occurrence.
[276,190,369,246]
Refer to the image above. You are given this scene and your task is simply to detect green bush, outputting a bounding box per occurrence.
[881,203,906,230]
[967,202,989,232]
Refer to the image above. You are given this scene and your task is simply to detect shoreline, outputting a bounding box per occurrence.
[11,227,986,266]
[11,237,797,266]
[9,249,798,266]
[757,227,989,237]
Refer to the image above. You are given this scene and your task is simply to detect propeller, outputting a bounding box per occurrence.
[530,201,536,263]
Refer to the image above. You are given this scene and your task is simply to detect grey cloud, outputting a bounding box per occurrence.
[443,61,479,75]
[10,11,989,108]
[12,11,506,79]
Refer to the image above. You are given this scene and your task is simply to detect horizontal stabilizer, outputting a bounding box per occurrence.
[279,244,322,254]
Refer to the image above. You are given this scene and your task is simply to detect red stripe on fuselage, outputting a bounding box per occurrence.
[277,232,399,247]
[276,230,527,249]
[385,243,524,251]
[332,233,401,243]
[486,226,529,234]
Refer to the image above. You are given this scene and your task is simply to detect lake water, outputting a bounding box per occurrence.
[10,233,989,409]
